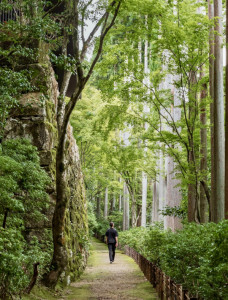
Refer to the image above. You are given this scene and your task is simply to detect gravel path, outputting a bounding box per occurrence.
[60,238,158,300]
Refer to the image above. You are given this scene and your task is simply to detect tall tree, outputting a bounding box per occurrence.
[45,0,122,287]
[199,74,208,223]
[104,187,109,219]
[211,0,225,222]
[225,0,228,219]
[208,0,215,221]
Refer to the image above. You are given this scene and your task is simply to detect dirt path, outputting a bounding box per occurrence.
[60,238,158,300]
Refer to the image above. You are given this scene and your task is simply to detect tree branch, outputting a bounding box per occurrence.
[84,0,122,84]
[42,0,64,19]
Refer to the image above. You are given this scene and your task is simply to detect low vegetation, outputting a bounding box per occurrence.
[118,221,228,300]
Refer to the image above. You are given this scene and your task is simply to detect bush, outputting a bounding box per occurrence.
[0,139,51,299]
[94,218,110,241]
[118,221,228,300]
[87,202,98,236]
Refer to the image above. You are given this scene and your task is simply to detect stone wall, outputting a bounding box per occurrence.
[4,60,88,284]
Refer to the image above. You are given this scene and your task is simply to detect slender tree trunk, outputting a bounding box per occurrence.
[187,146,197,222]
[152,179,159,222]
[130,185,137,227]
[123,181,129,230]
[96,194,100,218]
[208,0,215,221]
[187,71,199,222]
[141,171,147,227]
[141,29,149,227]
[113,194,116,209]
[119,177,122,211]
[225,0,228,219]
[2,208,9,229]
[212,0,225,222]
[158,149,165,223]
[104,187,108,219]
[200,76,208,223]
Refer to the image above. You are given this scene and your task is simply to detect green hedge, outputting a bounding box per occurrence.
[118,221,228,300]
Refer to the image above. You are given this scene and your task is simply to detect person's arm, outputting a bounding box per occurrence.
[115,236,118,247]
[105,236,108,244]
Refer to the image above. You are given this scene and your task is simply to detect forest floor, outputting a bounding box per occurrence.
[58,238,158,300]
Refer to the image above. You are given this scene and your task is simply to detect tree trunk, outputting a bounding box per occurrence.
[2,208,9,229]
[225,0,228,219]
[152,180,159,222]
[130,186,137,227]
[187,70,199,223]
[200,77,208,223]
[158,149,165,223]
[123,181,129,230]
[187,146,198,222]
[104,187,108,219]
[208,0,215,221]
[44,134,71,287]
[43,0,122,287]
[96,194,101,218]
[212,0,225,222]
[141,22,149,228]
[113,194,116,209]
[141,171,147,227]
[150,180,154,224]
[119,177,122,211]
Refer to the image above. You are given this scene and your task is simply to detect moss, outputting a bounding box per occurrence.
[45,100,56,124]
[22,285,59,300]
[126,281,158,300]
[64,285,93,300]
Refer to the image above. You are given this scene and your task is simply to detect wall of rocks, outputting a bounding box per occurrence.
[4,52,88,284]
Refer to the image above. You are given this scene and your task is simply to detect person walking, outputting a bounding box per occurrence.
[105,222,118,264]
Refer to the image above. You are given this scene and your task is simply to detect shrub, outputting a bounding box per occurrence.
[118,221,228,300]
[0,139,51,299]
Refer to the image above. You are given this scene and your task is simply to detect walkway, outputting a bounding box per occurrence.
[60,238,158,300]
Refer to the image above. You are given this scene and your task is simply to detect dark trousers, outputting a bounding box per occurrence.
[108,243,116,262]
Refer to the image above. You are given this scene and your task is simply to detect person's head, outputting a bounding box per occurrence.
[110,222,114,228]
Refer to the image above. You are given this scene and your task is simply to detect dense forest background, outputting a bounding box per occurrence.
[0,0,228,299]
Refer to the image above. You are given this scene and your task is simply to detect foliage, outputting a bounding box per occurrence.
[87,202,98,236]
[0,1,59,139]
[0,139,51,298]
[107,210,123,232]
[119,221,228,299]
[161,205,187,219]
[94,218,110,240]
[93,0,211,220]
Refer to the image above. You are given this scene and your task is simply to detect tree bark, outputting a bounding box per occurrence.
[112,194,116,209]
[123,181,129,230]
[141,171,147,227]
[152,179,159,222]
[225,0,228,219]
[158,149,165,223]
[212,0,225,222]
[208,0,215,221]
[200,77,208,223]
[104,187,108,219]
[187,71,199,223]
[24,263,40,294]
[119,177,122,211]
[96,194,100,218]
[2,208,9,229]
